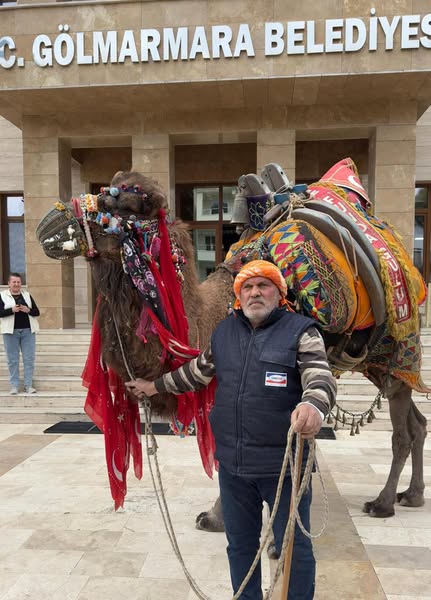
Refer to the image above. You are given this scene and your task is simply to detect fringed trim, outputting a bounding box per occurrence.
[377,241,419,341]
[312,181,349,202]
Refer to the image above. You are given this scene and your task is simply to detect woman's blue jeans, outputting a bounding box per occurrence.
[3,329,36,389]
[219,464,315,600]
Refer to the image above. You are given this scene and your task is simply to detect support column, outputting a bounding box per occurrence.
[132,134,174,211]
[368,123,417,255]
[23,117,75,328]
[257,129,296,184]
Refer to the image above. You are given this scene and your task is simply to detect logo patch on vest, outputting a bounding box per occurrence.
[265,372,287,387]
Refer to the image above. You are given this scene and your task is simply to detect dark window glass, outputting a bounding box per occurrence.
[1,193,25,284]
[8,222,25,274]
[415,187,428,209]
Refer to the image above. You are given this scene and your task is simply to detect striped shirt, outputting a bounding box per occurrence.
[155,326,336,417]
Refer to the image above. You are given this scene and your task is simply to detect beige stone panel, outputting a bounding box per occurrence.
[374,188,415,212]
[207,0,273,22]
[0,118,21,138]
[207,56,270,80]
[132,134,169,151]
[131,170,168,192]
[286,102,387,130]
[375,164,416,189]
[388,100,417,124]
[375,141,416,165]
[257,145,295,173]
[79,3,142,31]
[158,106,260,133]
[218,80,245,108]
[23,174,61,201]
[266,55,297,77]
[341,47,412,75]
[23,137,59,154]
[297,53,343,77]
[274,0,342,21]
[12,4,140,35]
[316,75,349,104]
[0,130,23,191]
[258,129,295,146]
[0,68,17,91]
[140,0,208,26]
[141,58,208,84]
[411,49,431,70]
[416,125,431,145]
[413,0,431,12]
[0,9,16,29]
[416,143,431,168]
[22,117,59,139]
[292,77,321,105]
[374,124,416,142]
[131,147,170,173]
[240,80,268,108]
[29,280,67,308]
[27,261,73,290]
[261,107,289,129]
[39,307,65,329]
[55,112,137,137]
[77,61,143,87]
[22,152,60,177]
[267,79,295,105]
[416,166,431,181]
[19,62,82,90]
[343,0,412,16]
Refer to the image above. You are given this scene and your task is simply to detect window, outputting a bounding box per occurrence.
[1,193,25,284]
[414,185,431,282]
[176,183,240,281]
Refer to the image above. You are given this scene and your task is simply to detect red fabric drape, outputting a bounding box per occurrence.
[83,304,142,510]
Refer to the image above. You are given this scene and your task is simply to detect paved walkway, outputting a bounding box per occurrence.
[0,423,429,599]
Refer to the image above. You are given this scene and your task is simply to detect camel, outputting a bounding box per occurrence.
[35,164,428,531]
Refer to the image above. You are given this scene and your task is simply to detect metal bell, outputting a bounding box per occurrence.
[230,193,250,225]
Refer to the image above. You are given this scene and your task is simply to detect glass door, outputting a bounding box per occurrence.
[176,183,240,281]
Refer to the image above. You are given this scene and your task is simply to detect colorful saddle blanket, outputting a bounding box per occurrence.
[309,158,426,341]
[226,219,372,334]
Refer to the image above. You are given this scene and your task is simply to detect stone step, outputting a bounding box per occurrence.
[0,392,86,412]
[0,363,84,377]
[0,375,84,392]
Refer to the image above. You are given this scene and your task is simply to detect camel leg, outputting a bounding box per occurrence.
[363,379,426,517]
[195,495,225,532]
[397,401,427,507]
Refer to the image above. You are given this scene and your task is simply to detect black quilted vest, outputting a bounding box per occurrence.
[209,308,315,477]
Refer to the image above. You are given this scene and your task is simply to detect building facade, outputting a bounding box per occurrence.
[1,0,431,328]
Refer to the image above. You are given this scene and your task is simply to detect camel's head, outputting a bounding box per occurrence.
[36,171,169,262]
[97,171,168,220]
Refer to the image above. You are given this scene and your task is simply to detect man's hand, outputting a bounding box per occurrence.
[19,305,30,313]
[125,379,157,399]
[291,403,322,439]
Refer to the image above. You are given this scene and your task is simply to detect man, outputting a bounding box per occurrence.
[126,260,336,599]
[0,273,40,394]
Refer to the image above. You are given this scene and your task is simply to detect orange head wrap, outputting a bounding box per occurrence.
[233,260,287,309]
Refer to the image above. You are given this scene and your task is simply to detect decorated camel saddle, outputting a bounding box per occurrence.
[227,158,427,392]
